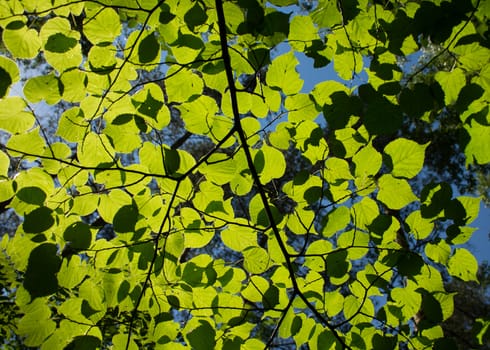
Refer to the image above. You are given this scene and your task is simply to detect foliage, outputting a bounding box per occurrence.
[0,0,489,349]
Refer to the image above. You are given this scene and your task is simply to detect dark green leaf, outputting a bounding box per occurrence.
[326,250,349,278]
[45,33,77,53]
[66,336,101,350]
[184,3,208,31]
[135,90,163,119]
[16,187,47,205]
[159,3,176,24]
[262,285,279,308]
[138,33,160,63]
[186,320,216,350]
[113,204,139,233]
[24,243,60,297]
[63,222,92,250]
[0,67,12,98]
[23,207,54,233]
[163,148,180,176]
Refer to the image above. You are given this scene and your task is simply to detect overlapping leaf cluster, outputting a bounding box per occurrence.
[0,0,489,349]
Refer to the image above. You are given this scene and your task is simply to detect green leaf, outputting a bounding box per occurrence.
[64,222,92,250]
[268,0,297,5]
[186,320,216,350]
[464,120,490,165]
[184,2,208,31]
[113,204,139,233]
[243,246,270,274]
[337,229,369,260]
[406,210,434,240]
[16,186,46,205]
[425,240,451,265]
[77,133,115,168]
[334,51,363,81]
[40,17,82,71]
[390,285,421,322]
[83,7,121,44]
[60,70,87,102]
[112,334,138,350]
[353,143,382,177]
[322,206,350,237]
[138,32,160,63]
[324,290,344,317]
[17,298,56,346]
[23,207,54,233]
[24,243,61,298]
[360,85,402,135]
[132,84,166,122]
[254,145,286,184]
[266,51,303,95]
[326,250,350,278]
[0,97,35,134]
[200,153,236,185]
[2,21,42,58]
[87,46,117,74]
[435,68,466,105]
[384,138,428,179]
[58,256,87,289]
[221,226,257,251]
[289,15,319,51]
[447,248,478,282]
[24,73,63,104]
[343,294,374,325]
[45,33,77,53]
[456,196,480,224]
[377,174,417,210]
[0,150,9,178]
[351,197,379,229]
[249,193,282,227]
[311,0,342,27]
[166,67,204,102]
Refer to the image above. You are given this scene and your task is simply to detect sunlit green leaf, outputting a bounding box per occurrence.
[243,246,270,274]
[2,21,41,58]
[377,174,417,210]
[406,210,434,240]
[464,120,490,165]
[6,127,46,158]
[384,138,428,179]
[353,143,382,177]
[24,73,63,104]
[435,68,466,105]
[311,0,342,27]
[0,97,35,134]
[17,298,56,346]
[83,7,121,44]
[266,51,303,95]
[448,248,478,282]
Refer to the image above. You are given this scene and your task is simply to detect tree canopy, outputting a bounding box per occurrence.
[0,0,489,349]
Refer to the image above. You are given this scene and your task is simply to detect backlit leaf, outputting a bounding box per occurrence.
[448,248,478,282]
[377,174,417,210]
[384,138,428,179]
[83,7,121,44]
[267,51,303,95]
[2,21,41,58]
